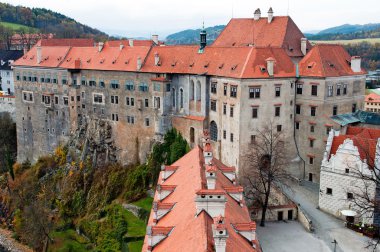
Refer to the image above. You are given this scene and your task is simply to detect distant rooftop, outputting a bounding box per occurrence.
[331,110,380,126]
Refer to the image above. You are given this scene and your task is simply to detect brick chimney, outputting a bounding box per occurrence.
[266,57,275,77]
[213,217,229,252]
[98,42,104,52]
[205,164,217,190]
[154,53,160,66]
[351,56,362,73]
[129,38,134,47]
[137,56,142,70]
[36,46,42,64]
[301,38,307,56]
[254,8,261,20]
[268,7,274,23]
[152,35,159,45]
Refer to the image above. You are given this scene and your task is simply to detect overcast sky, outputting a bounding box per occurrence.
[3,0,380,38]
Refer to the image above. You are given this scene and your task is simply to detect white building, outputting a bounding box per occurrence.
[0,50,23,95]
[319,126,380,224]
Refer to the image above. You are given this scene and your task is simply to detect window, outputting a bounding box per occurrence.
[42,95,51,105]
[81,76,87,85]
[210,121,218,141]
[311,85,318,96]
[230,107,234,117]
[111,113,119,121]
[326,126,332,135]
[180,89,183,108]
[295,122,300,130]
[223,130,226,139]
[275,86,281,97]
[16,73,20,81]
[77,96,80,102]
[296,84,303,94]
[55,96,59,105]
[310,106,316,117]
[22,91,34,102]
[310,125,315,133]
[63,97,68,105]
[93,94,103,104]
[252,108,258,118]
[153,83,161,92]
[249,87,260,99]
[309,139,314,148]
[211,100,217,111]
[347,192,354,200]
[125,81,134,91]
[89,79,96,87]
[145,118,150,127]
[328,85,333,97]
[145,98,149,108]
[223,85,227,96]
[343,84,347,95]
[251,135,256,143]
[333,105,338,116]
[326,188,332,195]
[166,83,171,92]
[275,106,281,117]
[126,97,135,106]
[296,105,301,114]
[336,84,341,96]
[352,103,357,113]
[345,168,350,174]
[111,95,119,104]
[139,82,149,92]
[309,157,314,165]
[99,80,105,88]
[230,86,237,97]
[211,82,217,94]
[230,133,234,142]
[277,125,282,132]
[223,104,227,115]
[127,116,135,124]
[154,97,160,109]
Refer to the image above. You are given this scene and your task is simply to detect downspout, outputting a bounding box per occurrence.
[293,63,306,180]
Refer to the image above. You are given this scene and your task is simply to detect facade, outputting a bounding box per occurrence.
[319,126,380,224]
[0,50,24,95]
[13,8,366,183]
[142,132,260,252]
[364,93,380,113]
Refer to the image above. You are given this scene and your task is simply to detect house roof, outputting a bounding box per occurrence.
[0,50,24,70]
[40,38,94,47]
[211,16,312,57]
[365,93,380,103]
[299,44,366,77]
[329,126,379,167]
[142,146,258,252]
[331,110,380,126]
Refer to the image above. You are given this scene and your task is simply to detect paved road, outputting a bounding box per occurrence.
[284,180,377,252]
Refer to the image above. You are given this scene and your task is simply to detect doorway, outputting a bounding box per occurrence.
[277,211,283,221]
[308,173,313,182]
[288,210,293,220]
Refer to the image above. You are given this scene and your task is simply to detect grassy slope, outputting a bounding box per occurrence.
[131,197,153,212]
[311,38,380,45]
[0,21,37,31]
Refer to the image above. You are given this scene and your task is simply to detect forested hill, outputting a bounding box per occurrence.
[0,3,108,40]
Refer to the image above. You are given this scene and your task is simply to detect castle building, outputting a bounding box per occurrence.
[319,126,380,225]
[13,8,366,183]
[142,132,260,252]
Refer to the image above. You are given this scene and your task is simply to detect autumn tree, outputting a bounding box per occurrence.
[240,124,290,227]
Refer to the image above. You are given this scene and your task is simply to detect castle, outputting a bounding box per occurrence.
[13,8,366,183]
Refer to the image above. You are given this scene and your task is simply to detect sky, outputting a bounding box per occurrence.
[3,0,380,38]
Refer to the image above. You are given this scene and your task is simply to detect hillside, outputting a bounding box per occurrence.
[166,25,225,45]
[318,23,380,35]
[0,2,108,40]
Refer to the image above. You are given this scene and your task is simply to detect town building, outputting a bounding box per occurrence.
[0,50,24,95]
[8,33,54,51]
[364,93,380,113]
[13,8,366,183]
[142,131,260,252]
[319,126,380,225]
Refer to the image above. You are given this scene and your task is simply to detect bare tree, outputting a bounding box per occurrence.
[240,123,291,227]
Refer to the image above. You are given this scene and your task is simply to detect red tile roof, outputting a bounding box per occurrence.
[365,93,380,103]
[212,17,311,57]
[40,38,94,47]
[142,146,258,252]
[329,126,380,167]
[299,44,366,77]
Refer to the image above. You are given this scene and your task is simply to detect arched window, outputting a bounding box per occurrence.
[180,88,184,108]
[210,121,218,141]
[196,81,201,101]
[190,80,195,100]
[190,127,195,143]
[172,88,176,107]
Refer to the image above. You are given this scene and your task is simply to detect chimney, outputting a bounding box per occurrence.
[213,217,228,252]
[203,143,213,165]
[152,34,159,45]
[129,38,134,47]
[154,53,160,66]
[205,165,217,190]
[268,7,274,23]
[137,56,142,70]
[266,57,275,77]
[119,43,124,51]
[254,8,261,21]
[351,56,362,73]
[301,38,307,56]
[98,42,104,52]
[36,46,42,64]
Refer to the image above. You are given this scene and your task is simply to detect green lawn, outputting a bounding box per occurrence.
[131,197,153,212]
[128,240,144,252]
[49,229,91,252]
[124,209,146,237]
[0,21,37,31]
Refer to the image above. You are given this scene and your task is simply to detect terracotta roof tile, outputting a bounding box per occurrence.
[365,93,380,103]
